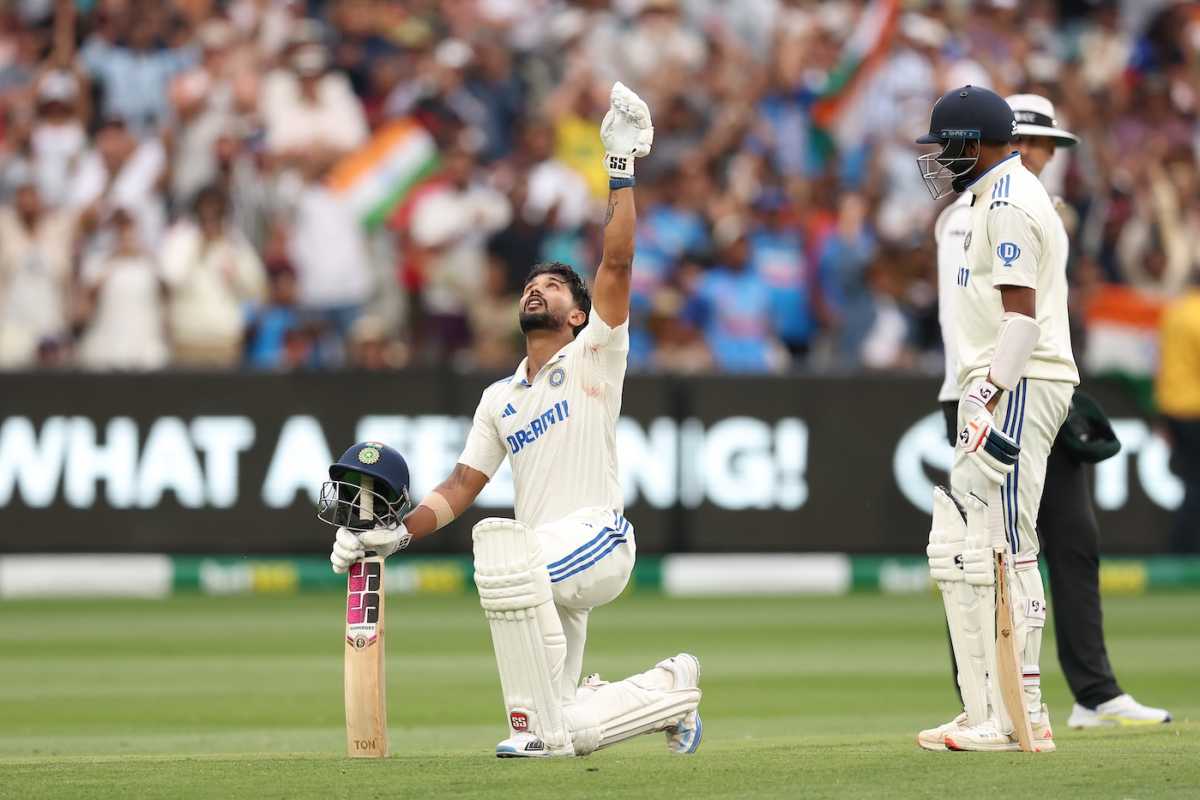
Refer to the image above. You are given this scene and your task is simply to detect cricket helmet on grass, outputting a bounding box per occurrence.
[317,442,412,530]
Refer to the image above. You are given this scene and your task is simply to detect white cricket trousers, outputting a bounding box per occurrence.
[952,378,1074,559]
[536,506,636,705]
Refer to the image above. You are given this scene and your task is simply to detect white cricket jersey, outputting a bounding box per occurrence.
[952,152,1079,389]
[458,309,628,529]
[935,194,972,402]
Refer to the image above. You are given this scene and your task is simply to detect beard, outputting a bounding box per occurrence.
[518,308,563,334]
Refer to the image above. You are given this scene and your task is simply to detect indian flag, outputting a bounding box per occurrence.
[811,0,901,132]
[327,119,440,228]
[1084,284,1166,377]
[1084,284,1168,411]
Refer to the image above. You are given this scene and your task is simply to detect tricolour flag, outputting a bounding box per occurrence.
[327,119,440,228]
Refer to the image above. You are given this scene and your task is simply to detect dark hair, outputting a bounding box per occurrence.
[523,261,591,336]
[193,185,229,216]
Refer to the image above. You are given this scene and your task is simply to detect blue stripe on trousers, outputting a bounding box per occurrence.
[548,522,629,579]
[549,525,630,583]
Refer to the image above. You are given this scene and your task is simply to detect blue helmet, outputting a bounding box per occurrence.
[916,85,1015,199]
[317,442,412,530]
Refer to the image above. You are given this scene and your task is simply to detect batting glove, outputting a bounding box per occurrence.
[330,527,364,574]
[360,524,413,559]
[962,378,1002,418]
[330,525,413,573]
[958,412,1020,485]
[600,81,653,179]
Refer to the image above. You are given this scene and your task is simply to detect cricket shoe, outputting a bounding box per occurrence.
[1067,694,1171,729]
[917,711,968,752]
[661,653,703,754]
[495,731,558,758]
[944,705,1056,753]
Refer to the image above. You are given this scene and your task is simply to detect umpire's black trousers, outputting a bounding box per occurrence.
[942,401,1122,708]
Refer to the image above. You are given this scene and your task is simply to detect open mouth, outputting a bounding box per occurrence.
[525,296,545,311]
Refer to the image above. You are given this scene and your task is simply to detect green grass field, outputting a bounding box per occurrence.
[0,591,1195,799]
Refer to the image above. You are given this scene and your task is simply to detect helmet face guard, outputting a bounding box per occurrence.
[317,477,410,531]
[917,133,980,200]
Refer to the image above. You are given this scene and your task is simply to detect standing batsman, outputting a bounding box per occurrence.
[329,82,703,758]
[930,94,1170,734]
[915,85,1076,752]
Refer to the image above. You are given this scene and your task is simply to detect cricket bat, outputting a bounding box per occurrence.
[344,475,389,758]
[994,549,1035,752]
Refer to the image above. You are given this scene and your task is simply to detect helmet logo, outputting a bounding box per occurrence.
[358,447,381,465]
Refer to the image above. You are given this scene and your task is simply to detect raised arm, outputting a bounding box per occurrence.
[594,83,653,327]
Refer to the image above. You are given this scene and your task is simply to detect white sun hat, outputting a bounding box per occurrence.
[1005,93,1079,146]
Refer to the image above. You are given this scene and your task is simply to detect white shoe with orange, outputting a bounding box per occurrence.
[917,711,968,752]
[944,705,1056,753]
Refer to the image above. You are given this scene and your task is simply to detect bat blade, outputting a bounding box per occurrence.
[344,476,389,758]
[994,551,1035,752]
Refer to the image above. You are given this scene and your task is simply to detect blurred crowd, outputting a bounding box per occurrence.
[2,0,1200,375]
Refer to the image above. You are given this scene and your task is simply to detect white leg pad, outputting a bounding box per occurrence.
[1011,557,1047,716]
[473,518,571,753]
[962,487,1002,729]
[565,655,701,756]
[927,486,989,725]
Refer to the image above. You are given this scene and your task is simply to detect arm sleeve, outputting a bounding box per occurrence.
[987,203,1043,291]
[457,390,507,479]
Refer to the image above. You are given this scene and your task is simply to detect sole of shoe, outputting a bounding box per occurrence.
[917,734,950,752]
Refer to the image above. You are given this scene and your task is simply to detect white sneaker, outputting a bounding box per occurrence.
[661,653,703,754]
[944,705,1056,753]
[917,711,968,752]
[1068,694,1172,729]
[495,731,557,758]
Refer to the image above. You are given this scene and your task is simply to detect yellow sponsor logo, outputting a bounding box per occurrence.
[1099,562,1146,596]
[250,562,299,593]
[415,564,463,594]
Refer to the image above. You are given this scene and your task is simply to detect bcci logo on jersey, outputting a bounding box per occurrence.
[997,241,1021,267]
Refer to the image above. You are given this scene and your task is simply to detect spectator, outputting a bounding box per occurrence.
[408,143,511,360]
[79,1,196,135]
[245,266,301,371]
[68,117,167,251]
[27,70,88,209]
[0,173,77,367]
[749,188,823,362]
[467,257,522,370]
[1156,275,1200,553]
[684,220,780,373]
[262,43,368,157]
[284,155,374,367]
[821,193,878,365]
[160,186,267,367]
[74,207,169,371]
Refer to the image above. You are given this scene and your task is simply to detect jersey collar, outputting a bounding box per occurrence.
[964,151,1021,198]
[511,347,570,388]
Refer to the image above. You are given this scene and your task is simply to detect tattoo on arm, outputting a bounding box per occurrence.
[603,193,617,228]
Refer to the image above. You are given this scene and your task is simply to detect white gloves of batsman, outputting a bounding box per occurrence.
[330,524,412,574]
[600,82,653,179]
[958,379,1020,486]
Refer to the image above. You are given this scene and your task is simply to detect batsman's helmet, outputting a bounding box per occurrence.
[916,85,1015,199]
[317,442,412,531]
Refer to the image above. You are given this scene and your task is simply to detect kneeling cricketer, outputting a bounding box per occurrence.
[327,82,703,758]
